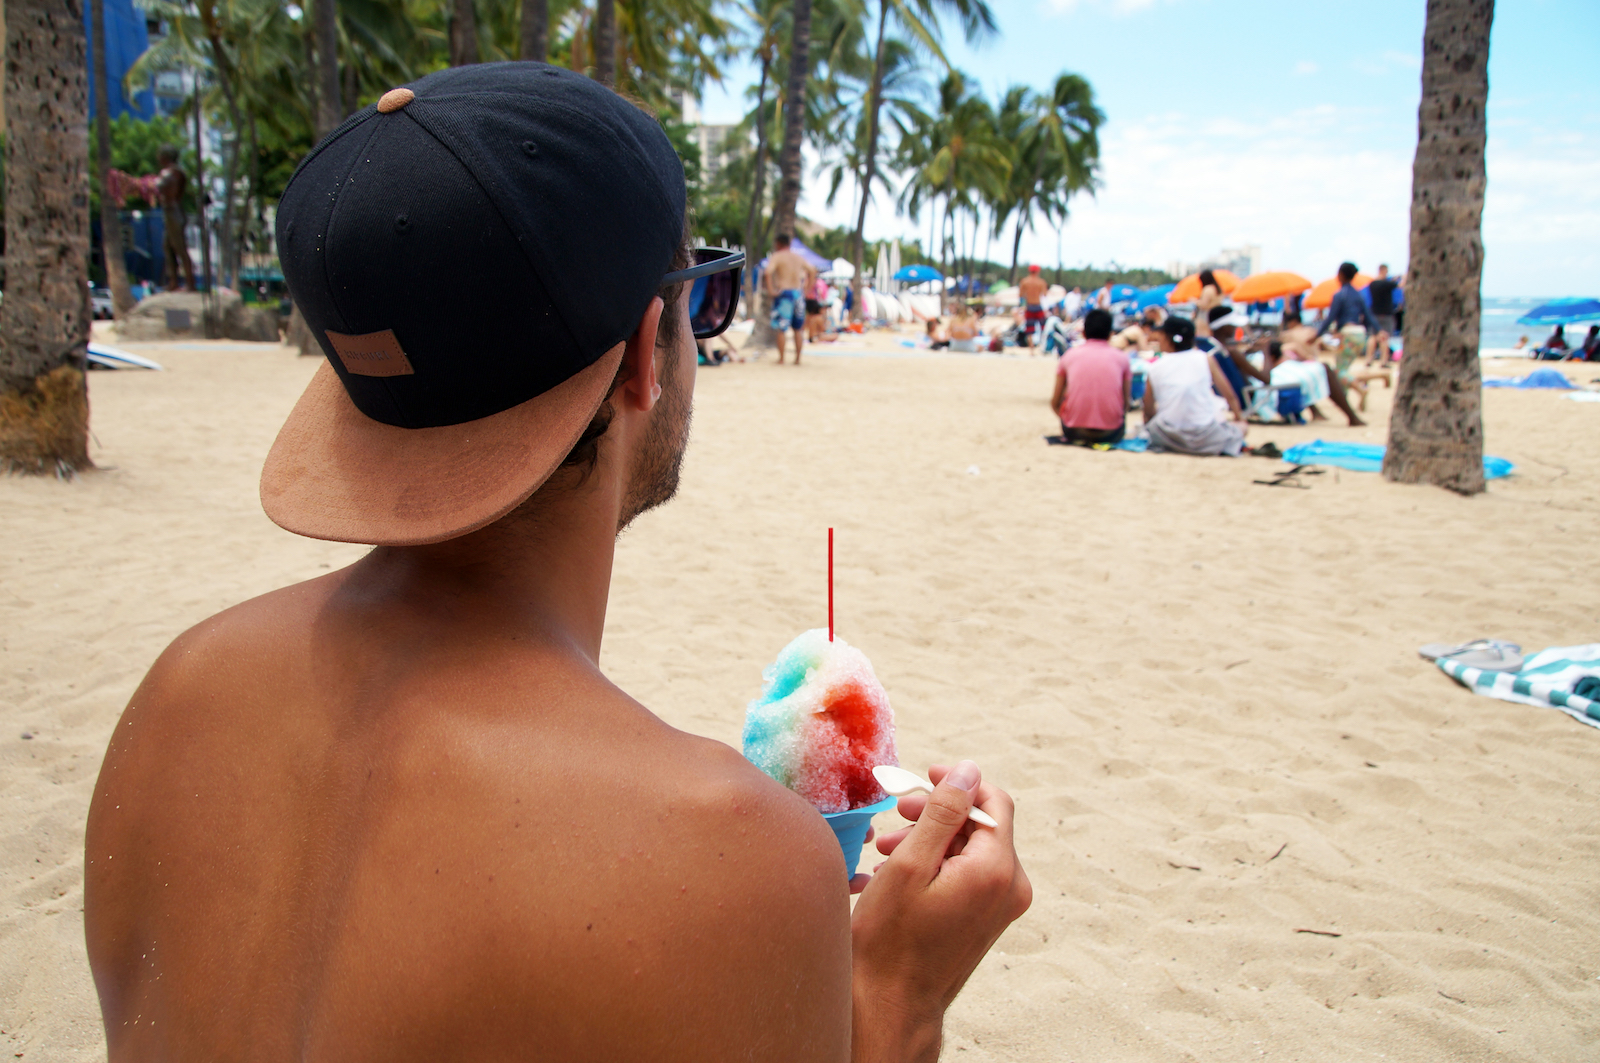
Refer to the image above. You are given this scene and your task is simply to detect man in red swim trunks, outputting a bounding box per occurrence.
[1018,264,1048,352]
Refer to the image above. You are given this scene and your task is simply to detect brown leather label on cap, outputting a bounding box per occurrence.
[327,329,415,377]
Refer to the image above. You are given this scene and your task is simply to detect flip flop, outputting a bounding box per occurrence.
[1418,639,1524,671]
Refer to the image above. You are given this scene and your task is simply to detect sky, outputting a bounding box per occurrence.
[701,0,1600,297]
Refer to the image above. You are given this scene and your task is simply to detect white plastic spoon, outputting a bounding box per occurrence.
[872,765,999,828]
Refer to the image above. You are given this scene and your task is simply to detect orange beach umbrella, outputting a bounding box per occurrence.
[1228,271,1311,304]
[1167,269,1240,303]
[1302,273,1372,309]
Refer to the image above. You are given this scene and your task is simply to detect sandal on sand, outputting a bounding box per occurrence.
[1418,639,1524,671]
[1252,442,1283,458]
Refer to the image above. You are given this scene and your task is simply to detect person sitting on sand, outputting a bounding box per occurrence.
[1277,311,1366,426]
[1536,325,1569,360]
[925,316,950,349]
[1196,308,1267,409]
[949,306,980,352]
[83,65,1031,1063]
[1139,316,1246,456]
[1570,325,1600,361]
[1050,308,1131,444]
[1513,335,1529,351]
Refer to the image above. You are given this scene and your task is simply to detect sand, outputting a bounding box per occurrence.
[3,336,1597,1061]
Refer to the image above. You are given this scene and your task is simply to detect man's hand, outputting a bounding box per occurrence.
[849,761,1031,1063]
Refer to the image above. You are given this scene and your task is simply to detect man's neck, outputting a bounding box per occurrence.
[348,473,624,663]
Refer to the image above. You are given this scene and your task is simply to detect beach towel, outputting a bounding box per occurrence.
[1281,440,1514,479]
[1269,359,1330,407]
[1436,644,1600,731]
[1482,369,1576,389]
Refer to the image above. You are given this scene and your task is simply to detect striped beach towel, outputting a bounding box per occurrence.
[1436,643,1600,730]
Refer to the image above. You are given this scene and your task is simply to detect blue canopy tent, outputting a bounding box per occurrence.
[1135,284,1174,309]
[1517,298,1600,326]
[893,264,943,285]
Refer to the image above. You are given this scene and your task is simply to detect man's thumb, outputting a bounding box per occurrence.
[900,760,980,873]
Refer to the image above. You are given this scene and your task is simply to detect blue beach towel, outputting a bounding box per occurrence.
[1436,644,1600,730]
[1482,369,1576,389]
[1281,440,1513,479]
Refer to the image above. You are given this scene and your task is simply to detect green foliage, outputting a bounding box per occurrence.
[1052,267,1175,289]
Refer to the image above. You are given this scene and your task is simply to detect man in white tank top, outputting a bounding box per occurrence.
[1139,316,1247,456]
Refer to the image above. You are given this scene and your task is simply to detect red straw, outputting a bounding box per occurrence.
[828,527,834,642]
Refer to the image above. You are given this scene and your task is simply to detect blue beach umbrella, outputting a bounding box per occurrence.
[1136,284,1175,309]
[1109,284,1139,304]
[893,263,943,284]
[1517,298,1600,326]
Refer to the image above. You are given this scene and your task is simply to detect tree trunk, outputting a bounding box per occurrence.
[193,86,212,295]
[1382,0,1492,495]
[520,0,547,61]
[302,15,319,133]
[592,0,614,86]
[314,0,341,137]
[772,0,811,239]
[451,0,480,66]
[90,0,133,315]
[849,0,888,321]
[741,52,771,317]
[0,0,93,476]
[1009,217,1024,286]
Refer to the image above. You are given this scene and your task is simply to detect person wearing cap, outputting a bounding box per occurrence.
[765,233,816,365]
[83,63,1030,1063]
[1138,315,1247,456]
[1018,265,1048,350]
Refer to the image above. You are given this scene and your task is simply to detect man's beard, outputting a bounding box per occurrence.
[619,346,691,530]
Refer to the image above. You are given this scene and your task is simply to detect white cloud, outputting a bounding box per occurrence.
[1293,60,1318,75]
[799,102,1598,296]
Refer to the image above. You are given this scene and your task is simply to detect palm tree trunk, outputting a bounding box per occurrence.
[772,0,811,238]
[520,0,547,61]
[742,52,771,307]
[593,0,615,86]
[314,0,341,137]
[451,0,480,66]
[1009,218,1025,286]
[90,0,134,316]
[849,0,889,321]
[0,0,93,476]
[1382,0,1493,495]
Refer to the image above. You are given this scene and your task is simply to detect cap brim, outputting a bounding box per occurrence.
[260,343,625,546]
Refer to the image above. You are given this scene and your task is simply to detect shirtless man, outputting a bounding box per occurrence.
[765,233,816,365]
[1018,264,1048,351]
[155,146,196,291]
[1277,310,1365,426]
[83,65,1029,1063]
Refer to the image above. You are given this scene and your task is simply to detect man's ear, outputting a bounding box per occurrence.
[621,296,665,412]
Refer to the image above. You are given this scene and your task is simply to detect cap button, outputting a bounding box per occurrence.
[377,87,415,114]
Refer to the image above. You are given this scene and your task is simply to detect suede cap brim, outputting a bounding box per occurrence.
[260,342,624,547]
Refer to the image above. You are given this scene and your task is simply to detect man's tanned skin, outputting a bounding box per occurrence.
[85,282,1031,1061]
[765,239,815,365]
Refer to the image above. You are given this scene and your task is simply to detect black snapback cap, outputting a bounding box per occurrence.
[276,61,687,429]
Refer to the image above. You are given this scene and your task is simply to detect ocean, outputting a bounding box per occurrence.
[1480,296,1597,350]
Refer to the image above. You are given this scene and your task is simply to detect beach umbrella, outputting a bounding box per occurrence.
[1135,284,1175,309]
[993,285,1021,307]
[1302,273,1372,309]
[1044,284,1068,306]
[1229,271,1311,303]
[823,257,856,279]
[1168,270,1241,303]
[894,263,943,284]
[1516,297,1600,326]
[1109,284,1139,303]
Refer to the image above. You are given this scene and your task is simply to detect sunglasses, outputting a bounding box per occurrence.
[662,247,744,339]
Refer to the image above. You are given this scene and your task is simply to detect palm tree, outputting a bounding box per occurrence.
[91,0,136,316]
[771,0,812,238]
[314,0,342,135]
[451,0,481,64]
[0,0,93,476]
[847,0,992,316]
[593,0,615,83]
[909,73,1008,290]
[521,0,548,59]
[1382,0,1493,494]
[996,72,1101,284]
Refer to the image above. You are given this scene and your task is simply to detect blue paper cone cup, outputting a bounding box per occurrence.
[821,794,898,876]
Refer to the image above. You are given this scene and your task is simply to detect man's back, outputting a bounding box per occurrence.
[1018,275,1047,305]
[85,568,850,1062]
[1057,340,1128,430]
[767,249,809,293]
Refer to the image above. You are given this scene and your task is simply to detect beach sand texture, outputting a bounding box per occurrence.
[3,341,1597,1060]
